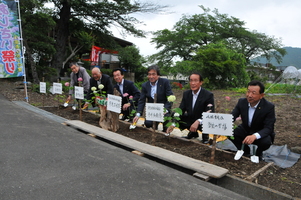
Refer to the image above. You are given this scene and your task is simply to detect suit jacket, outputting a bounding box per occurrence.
[179,88,214,126]
[114,79,140,106]
[86,74,113,101]
[137,78,173,113]
[232,98,276,139]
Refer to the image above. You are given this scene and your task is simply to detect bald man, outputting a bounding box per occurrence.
[84,67,113,107]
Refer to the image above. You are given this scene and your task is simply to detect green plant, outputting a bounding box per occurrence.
[164,95,183,129]
[87,84,107,106]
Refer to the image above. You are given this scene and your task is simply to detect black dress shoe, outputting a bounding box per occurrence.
[121,115,129,121]
[187,131,199,139]
[202,139,209,144]
[202,134,209,144]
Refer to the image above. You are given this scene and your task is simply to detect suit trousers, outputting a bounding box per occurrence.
[179,115,208,140]
[230,125,273,156]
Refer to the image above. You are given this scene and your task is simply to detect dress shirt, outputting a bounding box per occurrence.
[150,80,158,99]
[248,101,261,139]
[192,87,201,109]
[118,79,124,95]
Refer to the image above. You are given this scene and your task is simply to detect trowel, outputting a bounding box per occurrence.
[63,100,69,107]
[251,145,259,163]
[129,121,137,130]
[234,143,245,160]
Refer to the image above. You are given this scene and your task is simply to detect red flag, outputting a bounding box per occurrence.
[90,45,119,62]
[91,46,101,62]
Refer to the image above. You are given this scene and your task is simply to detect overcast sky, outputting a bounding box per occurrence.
[113,0,301,57]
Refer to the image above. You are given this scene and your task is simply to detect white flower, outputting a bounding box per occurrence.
[98,84,104,90]
[167,95,176,102]
[91,86,97,91]
[174,113,180,117]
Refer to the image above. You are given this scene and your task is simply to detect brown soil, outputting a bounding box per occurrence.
[1,78,300,198]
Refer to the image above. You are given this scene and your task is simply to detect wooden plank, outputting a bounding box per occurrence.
[246,162,274,182]
[132,150,145,156]
[193,172,211,182]
[65,120,229,179]
[88,133,96,138]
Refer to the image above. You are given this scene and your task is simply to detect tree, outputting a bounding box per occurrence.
[117,45,147,82]
[150,6,286,68]
[173,42,249,89]
[46,0,168,78]
[20,1,56,83]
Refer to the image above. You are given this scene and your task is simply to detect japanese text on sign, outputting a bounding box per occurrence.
[0,1,24,78]
[39,82,46,93]
[74,86,84,99]
[202,113,233,136]
[53,83,62,94]
[107,94,121,113]
[145,103,164,122]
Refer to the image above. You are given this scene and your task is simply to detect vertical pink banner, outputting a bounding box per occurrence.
[0,0,24,78]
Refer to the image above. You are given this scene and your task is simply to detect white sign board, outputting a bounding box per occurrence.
[145,103,164,122]
[202,112,233,136]
[74,86,84,100]
[53,83,62,94]
[107,94,122,113]
[39,82,46,93]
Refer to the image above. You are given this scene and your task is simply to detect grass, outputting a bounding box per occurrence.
[230,83,301,95]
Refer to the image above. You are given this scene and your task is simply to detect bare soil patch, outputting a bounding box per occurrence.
[1,79,300,198]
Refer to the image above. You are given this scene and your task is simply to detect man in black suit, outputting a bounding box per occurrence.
[84,67,113,108]
[112,68,140,121]
[133,65,173,132]
[230,80,276,160]
[166,72,214,143]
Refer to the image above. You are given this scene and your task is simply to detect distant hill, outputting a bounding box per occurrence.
[251,47,301,69]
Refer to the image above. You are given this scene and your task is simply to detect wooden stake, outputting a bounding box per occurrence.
[57,79,60,110]
[209,100,221,164]
[151,93,157,145]
[79,82,82,121]
[42,77,45,107]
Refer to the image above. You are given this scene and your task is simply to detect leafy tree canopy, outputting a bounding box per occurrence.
[172,42,250,89]
[117,45,147,82]
[19,0,168,81]
[150,6,286,68]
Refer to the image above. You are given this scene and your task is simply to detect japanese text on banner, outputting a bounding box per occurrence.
[0,1,24,78]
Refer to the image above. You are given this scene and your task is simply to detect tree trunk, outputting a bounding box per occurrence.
[51,1,71,79]
[98,89,120,132]
[23,40,40,84]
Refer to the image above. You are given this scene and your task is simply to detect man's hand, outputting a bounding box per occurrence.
[123,103,130,111]
[189,120,201,132]
[133,116,139,124]
[66,95,72,102]
[82,102,89,110]
[243,135,256,145]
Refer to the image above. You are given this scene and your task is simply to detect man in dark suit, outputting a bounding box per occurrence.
[166,72,214,143]
[230,80,276,160]
[84,67,113,108]
[133,65,173,132]
[112,68,140,121]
